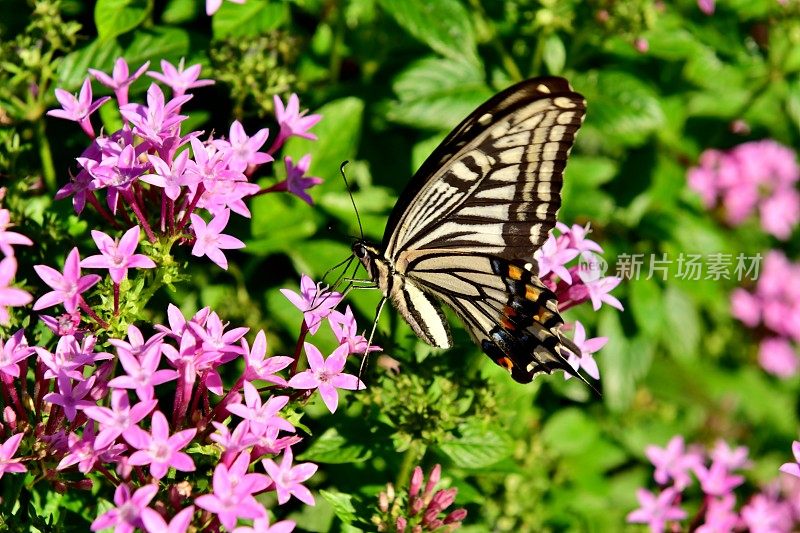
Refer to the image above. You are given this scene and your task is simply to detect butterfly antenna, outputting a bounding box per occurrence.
[340,161,364,240]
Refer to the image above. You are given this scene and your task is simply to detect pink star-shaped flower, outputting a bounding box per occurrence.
[0,433,27,480]
[534,234,579,283]
[779,440,800,478]
[564,321,606,381]
[626,487,686,533]
[0,257,32,325]
[243,329,292,385]
[645,435,703,490]
[89,58,150,106]
[190,209,245,270]
[273,94,322,148]
[80,226,156,284]
[275,155,323,205]
[226,382,295,435]
[90,483,158,532]
[279,274,342,334]
[124,410,197,480]
[262,445,318,505]
[33,248,101,313]
[288,342,365,413]
[47,78,110,137]
[213,120,273,173]
[147,59,215,97]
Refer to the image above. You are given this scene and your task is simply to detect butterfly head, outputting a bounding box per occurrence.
[353,240,391,290]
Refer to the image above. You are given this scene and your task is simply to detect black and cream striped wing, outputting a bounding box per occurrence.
[400,251,581,383]
[383,77,586,264]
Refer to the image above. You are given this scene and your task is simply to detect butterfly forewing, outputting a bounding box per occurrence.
[384,77,586,263]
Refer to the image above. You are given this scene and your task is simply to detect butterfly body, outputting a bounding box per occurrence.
[355,76,587,383]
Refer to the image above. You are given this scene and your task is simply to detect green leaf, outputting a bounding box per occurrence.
[284,97,365,195]
[662,287,701,362]
[212,0,290,38]
[386,57,492,130]
[437,421,513,469]
[319,489,360,527]
[58,39,124,91]
[247,194,321,255]
[95,0,148,41]
[543,34,566,75]
[628,278,663,336]
[123,27,192,70]
[298,428,372,464]
[377,0,478,64]
[162,0,198,24]
[598,309,637,413]
[541,408,600,455]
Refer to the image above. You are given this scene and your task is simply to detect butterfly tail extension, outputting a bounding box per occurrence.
[485,257,597,390]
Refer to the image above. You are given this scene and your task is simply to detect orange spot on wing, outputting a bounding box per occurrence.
[525,284,540,301]
[508,265,524,280]
[496,357,514,371]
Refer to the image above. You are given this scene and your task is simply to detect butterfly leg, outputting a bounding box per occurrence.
[357,295,388,390]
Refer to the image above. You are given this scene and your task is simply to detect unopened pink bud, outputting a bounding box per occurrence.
[395,516,407,533]
[444,508,468,524]
[409,466,423,499]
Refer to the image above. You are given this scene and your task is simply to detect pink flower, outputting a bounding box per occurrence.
[695,459,745,497]
[0,329,33,378]
[190,209,245,270]
[47,78,110,137]
[84,389,158,449]
[272,155,323,205]
[779,441,800,478]
[328,305,380,355]
[147,59,215,97]
[195,451,270,530]
[534,234,579,283]
[213,120,272,173]
[740,492,795,533]
[90,483,158,532]
[143,151,198,201]
[730,288,761,327]
[124,410,197,480]
[697,494,741,533]
[80,226,156,284]
[0,433,27,479]
[645,435,703,490]
[141,505,194,533]
[273,93,322,148]
[578,269,624,311]
[43,374,96,422]
[0,208,34,256]
[0,257,32,325]
[288,343,364,413]
[89,58,150,106]
[226,382,295,434]
[108,342,178,401]
[626,487,687,533]
[243,330,292,385]
[262,445,318,505]
[759,187,800,239]
[564,321,606,380]
[710,440,750,471]
[280,274,342,334]
[33,248,101,313]
[119,83,191,145]
[758,338,799,378]
[233,515,296,533]
[698,0,715,14]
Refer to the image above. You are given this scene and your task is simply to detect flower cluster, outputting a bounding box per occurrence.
[730,250,800,378]
[687,140,800,240]
[0,206,33,324]
[628,435,800,533]
[373,464,468,532]
[533,222,622,381]
[48,58,322,270]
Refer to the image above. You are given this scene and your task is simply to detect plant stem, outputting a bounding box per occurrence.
[36,120,57,192]
[396,440,426,490]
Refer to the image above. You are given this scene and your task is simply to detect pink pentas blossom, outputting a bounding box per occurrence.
[740,492,795,533]
[564,321,606,380]
[272,155,323,205]
[758,338,799,378]
[124,410,197,480]
[280,274,343,334]
[645,435,703,490]
[80,226,156,284]
[147,59,215,97]
[84,389,157,449]
[195,451,270,530]
[697,494,741,533]
[0,257,32,325]
[779,441,800,478]
[0,433,27,479]
[33,247,101,313]
[710,440,751,471]
[90,483,158,533]
[288,342,365,413]
[242,330,292,385]
[0,208,34,256]
[226,382,295,435]
[141,505,194,533]
[119,83,191,145]
[626,487,686,533]
[210,421,258,465]
[730,288,761,328]
[47,78,110,137]
[108,324,166,360]
[36,334,100,380]
[57,424,119,473]
[0,329,33,378]
[89,58,150,107]
[143,151,199,201]
[189,310,248,361]
[190,209,245,270]
[695,459,745,497]
[262,445,318,505]
[250,424,302,458]
[108,341,178,401]
[759,188,800,240]
[577,269,624,311]
[213,120,273,173]
[43,374,96,421]
[273,93,322,148]
[534,234,579,283]
[328,305,380,355]
[698,0,715,14]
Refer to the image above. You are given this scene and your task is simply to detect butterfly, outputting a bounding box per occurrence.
[352,76,587,384]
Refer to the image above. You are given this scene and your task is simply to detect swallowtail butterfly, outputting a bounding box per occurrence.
[353,77,587,384]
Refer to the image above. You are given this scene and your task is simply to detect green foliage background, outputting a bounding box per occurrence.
[1,0,799,531]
